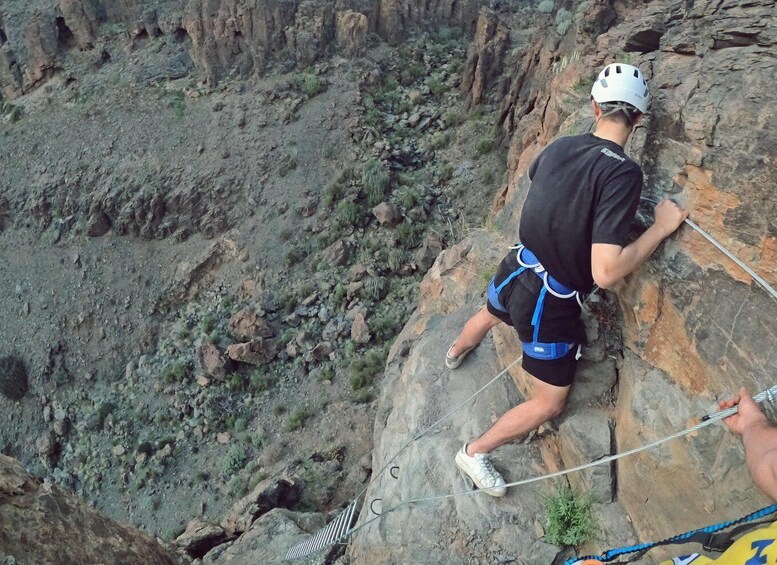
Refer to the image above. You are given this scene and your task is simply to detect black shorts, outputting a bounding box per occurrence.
[486,253,584,387]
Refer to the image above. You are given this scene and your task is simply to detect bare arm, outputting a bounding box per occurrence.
[721,389,777,501]
[591,199,688,289]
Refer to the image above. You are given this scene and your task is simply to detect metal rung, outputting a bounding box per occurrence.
[285,499,360,560]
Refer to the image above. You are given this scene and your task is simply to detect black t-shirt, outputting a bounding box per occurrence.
[519,133,642,292]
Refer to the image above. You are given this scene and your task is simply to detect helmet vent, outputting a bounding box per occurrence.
[604,67,610,77]
[600,79,608,88]
[643,88,648,96]
[633,69,639,78]
[616,65,622,73]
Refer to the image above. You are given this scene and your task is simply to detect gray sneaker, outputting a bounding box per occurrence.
[454,444,507,497]
[445,340,475,369]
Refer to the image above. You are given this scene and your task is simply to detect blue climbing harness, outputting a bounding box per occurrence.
[563,503,777,564]
[488,244,582,361]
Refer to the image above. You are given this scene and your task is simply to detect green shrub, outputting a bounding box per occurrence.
[330,283,347,307]
[428,76,446,98]
[234,417,248,433]
[482,170,495,185]
[396,186,422,209]
[543,485,597,546]
[395,220,423,248]
[228,475,247,497]
[227,372,249,391]
[222,445,247,477]
[555,8,573,35]
[348,345,388,390]
[301,74,321,98]
[286,406,311,431]
[363,276,387,301]
[354,388,376,404]
[324,180,344,209]
[161,359,191,384]
[387,248,405,273]
[365,105,382,129]
[400,61,425,86]
[476,136,495,156]
[201,314,216,333]
[439,164,454,183]
[333,200,362,231]
[0,356,28,401]
[371,308,401,342]
[363,159,390,206]
[444,109,465,127]
[537,0,554,13]
[250,370,274,392]
[427,132,453,151]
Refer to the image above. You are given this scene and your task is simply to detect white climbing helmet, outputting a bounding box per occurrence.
[590,62,649,114]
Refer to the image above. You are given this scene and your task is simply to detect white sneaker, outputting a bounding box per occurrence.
[445,340,476,369]
[454,444,507,497]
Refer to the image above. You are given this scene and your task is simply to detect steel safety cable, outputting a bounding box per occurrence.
[351,355,523,504]
[348,383,777,536]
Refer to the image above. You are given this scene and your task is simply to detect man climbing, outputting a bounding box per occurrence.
[576,388,777,564]
[447,62,689,496]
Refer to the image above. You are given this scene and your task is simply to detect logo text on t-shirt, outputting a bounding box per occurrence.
[600,147,626,162]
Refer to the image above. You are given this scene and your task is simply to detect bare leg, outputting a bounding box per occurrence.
[467,375,570,456]
[449,306,503,358]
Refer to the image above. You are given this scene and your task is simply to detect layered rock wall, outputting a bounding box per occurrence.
[0,0,482,99]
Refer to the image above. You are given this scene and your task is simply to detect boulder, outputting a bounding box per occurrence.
[226,339,279,366]
[176,517,227,558]
[228,308,273,341]
[372,202,400,226]
[197,344,229,379]
[206,508,331,564]
[307,341,334,363]
[351,312,371,344]
[412,232,444,272]
[221,475,300,536]
[321,240,353,267]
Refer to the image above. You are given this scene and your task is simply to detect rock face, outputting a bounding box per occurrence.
[467,0,777,557]
[0,454,178,564]
[348,232,636,563]
[0,0,482,100]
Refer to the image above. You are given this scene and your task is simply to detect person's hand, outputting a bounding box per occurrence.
[653,199,689,237]
[719,387,768,436]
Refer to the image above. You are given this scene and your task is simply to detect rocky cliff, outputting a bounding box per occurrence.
[349,0,777,562]
[1,0,776,562]
[0,0,481,99]
[0,454,179,564]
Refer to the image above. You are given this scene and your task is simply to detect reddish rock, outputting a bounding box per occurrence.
[0,455,177,564]
[336,10,368,56]
[351,312,371,344]
[197,344,229,379]
[176,518,227,558]
[228,308,273,341]
[226,339,279,366]
[372,202,400,226]
[321,239,353,267]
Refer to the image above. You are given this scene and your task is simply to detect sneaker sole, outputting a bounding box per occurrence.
[454,452,507,497]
